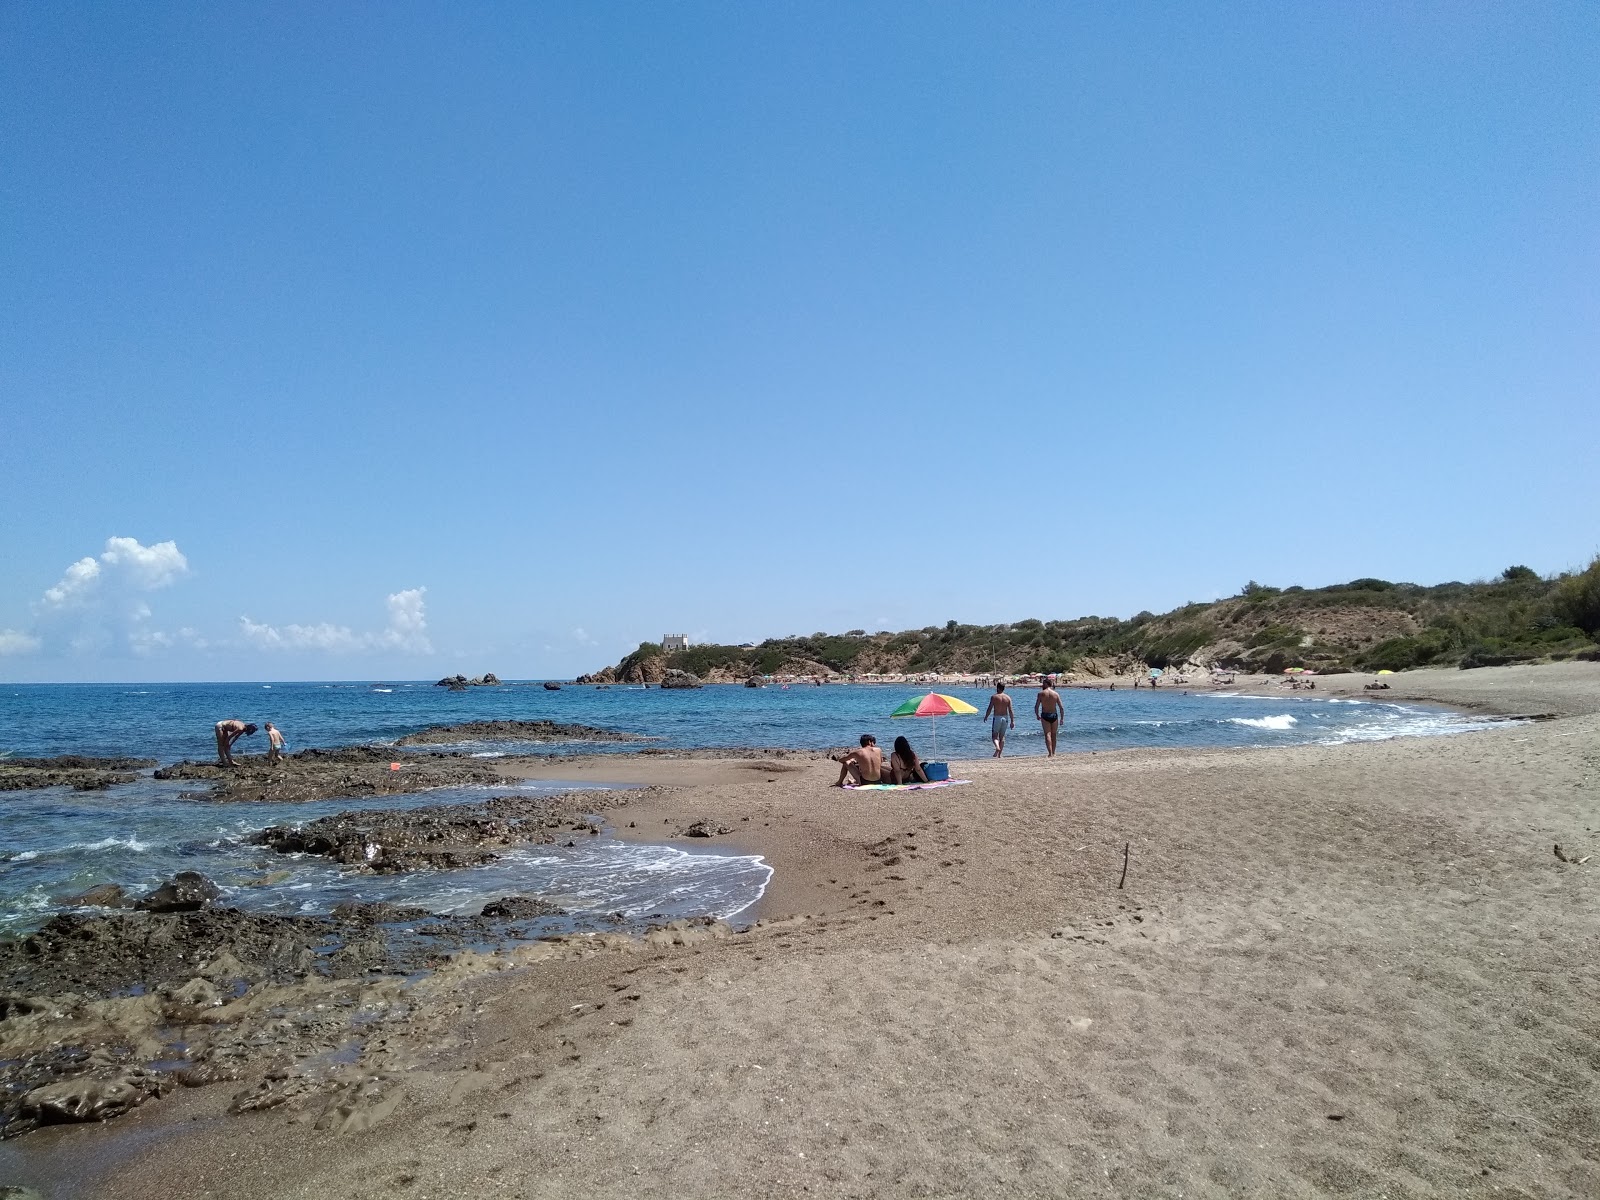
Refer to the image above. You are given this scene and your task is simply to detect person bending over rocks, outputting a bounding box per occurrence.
[214,719,257,767]
[833,734,886,787]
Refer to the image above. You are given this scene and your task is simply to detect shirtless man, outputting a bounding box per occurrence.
[981,682,1016,757]
[1034,675,1064,757]
[213,719,258,767]
[833,734,886,787]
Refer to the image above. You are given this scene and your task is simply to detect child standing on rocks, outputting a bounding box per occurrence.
[265,722,287,765]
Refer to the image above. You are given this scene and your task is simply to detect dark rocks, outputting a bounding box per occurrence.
[0,756,154,793]
[140,873,221,914]
[543,681,562,690]
[329,901,431,925]
[480,895,565,920]
[251,793,621,872]
[684,819,732,838]
[395,720,644,747]
[434,673,501,688]
[59,884,132,910]
[136,872,220,913]
[660,669,704,689]
[152,749,504,804]
[744,676,766,687]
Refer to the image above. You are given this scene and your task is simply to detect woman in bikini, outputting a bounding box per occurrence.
[888,736,929,784]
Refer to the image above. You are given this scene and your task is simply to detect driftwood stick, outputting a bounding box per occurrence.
[1118,841,1130,889]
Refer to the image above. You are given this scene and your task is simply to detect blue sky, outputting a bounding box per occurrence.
[3,2,1596,682]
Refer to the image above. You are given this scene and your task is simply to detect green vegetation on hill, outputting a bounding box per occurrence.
[589,559,1600,682]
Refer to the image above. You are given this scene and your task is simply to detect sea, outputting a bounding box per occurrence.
[0,680,1502,938]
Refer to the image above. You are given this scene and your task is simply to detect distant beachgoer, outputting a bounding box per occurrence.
[1034,677,1064,757]
[213,719,258,767]
[889,735,928,784]
[265,721,287,765]
[982,682,1015,757]
[833,734,886,787]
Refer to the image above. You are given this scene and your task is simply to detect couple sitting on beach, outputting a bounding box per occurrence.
[833,734,928,787]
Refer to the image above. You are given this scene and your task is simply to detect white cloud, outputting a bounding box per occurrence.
[99,537,189,590]
[41,557,102,608]
[240,588,433,655]
[38,538,188,611]
[0,629,41,655]
[572,626,595,645]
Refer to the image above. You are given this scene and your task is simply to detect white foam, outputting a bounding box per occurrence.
[1229,715,1297,731]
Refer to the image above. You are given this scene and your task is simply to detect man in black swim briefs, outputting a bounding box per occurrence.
[1034,675,1064,757]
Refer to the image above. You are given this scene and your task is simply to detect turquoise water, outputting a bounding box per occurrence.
[0,681,1497,936]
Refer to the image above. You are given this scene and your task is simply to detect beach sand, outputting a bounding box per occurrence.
[16,663,1596,1198]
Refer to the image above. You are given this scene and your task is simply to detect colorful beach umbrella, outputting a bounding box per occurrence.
[890,692,979,754]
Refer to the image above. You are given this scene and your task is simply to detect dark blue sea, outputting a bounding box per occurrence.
[0,680,1498,936]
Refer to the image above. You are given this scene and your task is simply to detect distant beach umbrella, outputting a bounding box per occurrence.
[890,692,978,754]
[1376,669,1395,675]
[1149,667,1163,677]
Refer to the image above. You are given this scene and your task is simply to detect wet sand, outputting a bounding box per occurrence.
[5,663,1596,1198]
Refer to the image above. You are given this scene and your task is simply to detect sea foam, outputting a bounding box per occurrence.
[1229,714,1297,730]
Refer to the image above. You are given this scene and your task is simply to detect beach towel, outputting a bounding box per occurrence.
[842,779,971,791]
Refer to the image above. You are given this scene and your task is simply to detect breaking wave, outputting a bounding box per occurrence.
[1228,714,1297,731]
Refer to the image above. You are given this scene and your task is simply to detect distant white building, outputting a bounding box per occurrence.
[662,633,690,652]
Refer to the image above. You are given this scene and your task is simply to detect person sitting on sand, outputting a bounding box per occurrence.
[1034,676,1064,757]
[213,719,258,768]
[833,734,886,787]
[982,682,1015,757]
[888,735,929,784]
[265,721,287,765]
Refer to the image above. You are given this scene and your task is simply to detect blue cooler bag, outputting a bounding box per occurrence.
[921,761,949,782]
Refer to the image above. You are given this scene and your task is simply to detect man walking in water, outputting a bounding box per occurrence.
[1035,674,1064,757]
[213,719,257,767]
[982,681,1016,757]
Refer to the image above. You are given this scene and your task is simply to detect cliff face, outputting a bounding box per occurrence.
[580,564,1600,680]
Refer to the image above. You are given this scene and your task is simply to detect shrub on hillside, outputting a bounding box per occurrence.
[1552,556,1600,635]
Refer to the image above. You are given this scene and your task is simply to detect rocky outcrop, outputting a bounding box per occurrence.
[252,793,613,873]
[619,655,667,684]
[480,895,565,920]
[0,756,156,793]
[152,746,503,804]
[744,676,765,687]
[136,872,220,913]
[60,884,132,910]
[660,669,703,689]
[433,673,501,688]
[395,720,643,746]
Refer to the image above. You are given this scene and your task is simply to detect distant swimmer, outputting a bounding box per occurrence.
[213,719,258,768]
[982,682,1016,757]
[265,721,287,765]
[1035,675,1064,757]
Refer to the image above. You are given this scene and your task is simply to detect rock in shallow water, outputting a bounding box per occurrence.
[136,871,220,913]
[60,883,132,909]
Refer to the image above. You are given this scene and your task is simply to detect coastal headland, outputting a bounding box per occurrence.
[1,663,1596,1198]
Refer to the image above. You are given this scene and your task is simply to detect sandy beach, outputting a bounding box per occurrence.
[4,663,1593,1198]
